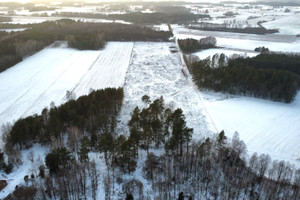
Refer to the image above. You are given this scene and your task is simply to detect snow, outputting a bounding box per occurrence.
[0,28,28,32]
[201,91,300,167]
[72,42,133,98]
[192,48,259,60]
[173,26,300,53]
[0,144,50,199]
[0,42,133,144]
[263,13,300,35]
[184,2,300,35]
[153,24,170,32]
[3,16,62,24]
[117,42,213,139]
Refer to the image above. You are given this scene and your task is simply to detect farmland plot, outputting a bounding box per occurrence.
[202,91,300,166]
[0,42,133,140]
[117,42,214,139]
[172,26,300,53]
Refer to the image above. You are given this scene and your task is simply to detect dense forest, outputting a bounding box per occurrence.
[4,88,123,150]
[53,12,210,25]
[0,16,12,23]
[189,54,300,103]
[0,19,172,73]
[1,92,300,199]
[178,37,217,53]
[188,24,278,35]
[228,54,300,76]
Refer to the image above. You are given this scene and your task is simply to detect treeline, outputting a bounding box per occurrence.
[142,131,300,200]
[178,37,216,53]
[0,19,172,73]
[0,16,12,23]
[228,53,300,76]
[52,12,210,25]
[188,24,278,35]
[190,54,300,103]
[4,88,124,149]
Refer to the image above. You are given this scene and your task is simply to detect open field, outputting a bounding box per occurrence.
[202,91,300,166]
[173,26,300,53]
[0,42,133,138]
[117,42,214,139]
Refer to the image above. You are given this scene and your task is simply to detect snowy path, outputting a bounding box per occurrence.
[0,42,133,143]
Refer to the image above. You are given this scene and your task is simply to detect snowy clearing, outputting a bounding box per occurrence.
[0,42,133,143]
[187,2,300,35]
[153,24,170,32]
[117,42,213,139]
[202,91,300,167]
[173,26,300,53]
[192,48,259,60]
[0,28,28,32]
[263,13,300,35]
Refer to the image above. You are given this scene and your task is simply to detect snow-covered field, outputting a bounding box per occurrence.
[263,13,300,35]
[117,42,213,139]
[153,23,170,32]
[0,42,133,141]
[187,2,300,35]
[173,26,300,53]
[0,145,49,199]
[2,16,62,24]
[0,28,28,32]
[202,91,300,167]
[192,48,259,60]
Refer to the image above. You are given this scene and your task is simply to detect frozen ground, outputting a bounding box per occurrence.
[187,2,300,35]
[153,23,170,32]
[173,26,300,53]
[263,13,300,35]
[2,16,63,24]
[0,28,28,32]
[117,42,214,139]
[0,144,49,199]
[201,91,300,167]
[0,42,133,143]
[192,48,258,60]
